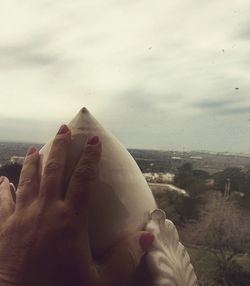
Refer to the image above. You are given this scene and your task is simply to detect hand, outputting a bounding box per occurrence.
[0,125,154,286]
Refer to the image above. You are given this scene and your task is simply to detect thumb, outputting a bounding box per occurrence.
[101,231,154,285]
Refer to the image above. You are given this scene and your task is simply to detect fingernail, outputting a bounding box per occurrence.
[0,176,5,184]
[139,233,155,252]
[27,146,37,156]
[87,136,99,145]
[57,124,69,135]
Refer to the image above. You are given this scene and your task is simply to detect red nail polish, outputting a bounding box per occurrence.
[57,124,69,135]
[27,146,37,156]
[87,136,99,145]
[139,233,155,252]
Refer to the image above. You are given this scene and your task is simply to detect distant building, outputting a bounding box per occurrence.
[10,156,25,165]
[143,172,175,183]
[190,156,203,160]
[149,182,188,196]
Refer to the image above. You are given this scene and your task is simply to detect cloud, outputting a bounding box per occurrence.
[0,36,63,69]
[1,0,250,152]
[0,117,59,143]
[196,100,250,116]
[194,88,250,116]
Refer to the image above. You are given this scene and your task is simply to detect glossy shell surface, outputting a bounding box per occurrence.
[146,210,198,286]
[39,107,157,256]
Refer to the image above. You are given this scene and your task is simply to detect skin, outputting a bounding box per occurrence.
[0,125,154,286]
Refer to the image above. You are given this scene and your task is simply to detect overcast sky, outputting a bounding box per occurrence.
[0,0,250,153]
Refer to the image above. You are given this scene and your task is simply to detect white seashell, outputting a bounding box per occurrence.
[146,209,198,286]
[39,107,197,285]
[39,107,157,256]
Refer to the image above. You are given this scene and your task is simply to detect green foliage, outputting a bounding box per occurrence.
[188,247,250,286]
[212,167,250,211]
[183,194,250,285]
[175,162,194,189]
[154,192,181,225]
[153,162,211,225]
[154,190,203,225]
[174,162,209,197]
[192,169,210,180]
[213,167,245,193]
[214,259,250,286]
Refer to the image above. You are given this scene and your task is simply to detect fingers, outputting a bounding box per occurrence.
[39,125,71,201]
[16,146,40,209]
[0,176,15,220]
[101,231,154,285]
[65,135,101,221]
[63,136,101,280]
[9,183,16,203]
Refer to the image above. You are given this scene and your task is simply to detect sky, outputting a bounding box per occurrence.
[0,0,250,153]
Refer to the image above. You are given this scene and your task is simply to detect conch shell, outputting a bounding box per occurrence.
[39,107,197,286]
[39,107,157,256]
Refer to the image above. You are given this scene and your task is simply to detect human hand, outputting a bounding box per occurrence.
[0,125,154,286]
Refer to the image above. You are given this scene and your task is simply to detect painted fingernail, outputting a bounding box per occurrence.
[0,176,4,184]
[139,233,155,252]
[57,124,69,135]
[27,146,37,156]
[87,136,99,145]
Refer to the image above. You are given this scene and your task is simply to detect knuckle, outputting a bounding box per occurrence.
[44,159,62,174]
[56,202,69,218]
[24,153,38,165]
[85,146,101,162]
[74,163,97,182]
[16,189,28,201]
[18,178,33,190]
[54,136,68,149]
[55,202,72,228]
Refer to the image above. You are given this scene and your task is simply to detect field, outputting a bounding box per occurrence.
[188,246,250,284]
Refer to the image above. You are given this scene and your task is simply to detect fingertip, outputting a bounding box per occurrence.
[57,124,70,135]
[0,176,5,184]
[87,135,99,145]
[26,146,37,156]
[139,232,155,252]
[86,136,102,150]
[84,136,102,160]
[102,231,153,285]
[0,176,9,185]
[24,147,40,165]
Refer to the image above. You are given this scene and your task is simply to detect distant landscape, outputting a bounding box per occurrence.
[2,141,250,173]
[129,148,250,174]
[0,142,43,166]
[0,142,250,285]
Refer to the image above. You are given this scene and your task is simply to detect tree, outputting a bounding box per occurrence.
[213,167,245,194]
[174,162,209,197]
[175,162,194,189]
[153,191,181,225]
[154,190,202,225]
[183,193,250,285]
